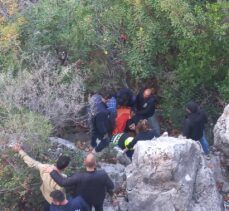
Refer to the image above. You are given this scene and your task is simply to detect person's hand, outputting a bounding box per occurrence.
[11,143,22,153]
[123,148,128,153]
[43,165,57,173]
[161,131,168,137]
[178,134,186,139]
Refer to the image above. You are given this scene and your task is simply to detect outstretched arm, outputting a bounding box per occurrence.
[12,144,43,170]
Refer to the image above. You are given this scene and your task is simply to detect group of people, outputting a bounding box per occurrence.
[12,144,115,211]
[10,87,210,211]
[89,87,160,158]
[88,87,209,159]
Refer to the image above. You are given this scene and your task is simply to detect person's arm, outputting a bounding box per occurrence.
[182,119,191,138]
[135,94,141,111]
[96,112,108,136]
[50,170,79,187]
[12,144,43,170]
[104,171,114,195]
[19,150,44,170]
[202,110,208,124]
[104,172,119,207]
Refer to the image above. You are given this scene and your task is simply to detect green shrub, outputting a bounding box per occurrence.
[0,105,52,210]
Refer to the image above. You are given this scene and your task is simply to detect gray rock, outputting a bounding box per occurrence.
[98,162,128,211]
[49,137,78,151]
[99,162,126,192]
[213,104,229,158]
[126,137,223,211]
[103,196,128,211]
[113,146,131,166]
[191,156,223,211]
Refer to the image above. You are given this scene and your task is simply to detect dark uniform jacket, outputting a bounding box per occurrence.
[50,170,114,207]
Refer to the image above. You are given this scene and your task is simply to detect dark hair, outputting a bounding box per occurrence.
[56,155,71,170]
[50,190,65,202]
[117,95,128,107]
[136,119,150,133]
[100,89,112,100]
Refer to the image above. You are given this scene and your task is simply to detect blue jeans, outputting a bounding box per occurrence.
[199,132,209,155]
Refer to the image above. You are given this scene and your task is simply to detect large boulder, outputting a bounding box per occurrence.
[99,162,128,211]
[126,137,223,211]
[98,162,126,192]
[213,104,229,158]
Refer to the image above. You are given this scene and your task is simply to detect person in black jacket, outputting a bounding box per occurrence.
[182,101,209,156]
[45,153,115,211]
[90,91,114,152]
[135,88,160,136]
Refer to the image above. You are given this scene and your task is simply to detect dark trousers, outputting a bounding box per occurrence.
[90,203,103,211]
[44,200,50,211]
[91,130,109,152]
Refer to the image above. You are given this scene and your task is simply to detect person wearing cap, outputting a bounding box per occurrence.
[182,101,210,158]
[111,133,135,158]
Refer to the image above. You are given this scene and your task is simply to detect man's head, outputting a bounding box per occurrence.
[50,190,66,205]
[186,101,198,114]
[56,155,71,171]
[84,153,96,170]
[100,89,111,103]
[143,88,152,99]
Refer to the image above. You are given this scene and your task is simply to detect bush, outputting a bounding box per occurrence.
[0,54,86,131]
[0,104,52,210]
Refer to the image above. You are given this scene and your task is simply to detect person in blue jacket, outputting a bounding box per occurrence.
[89,90,115,152]
[49,190,90,211]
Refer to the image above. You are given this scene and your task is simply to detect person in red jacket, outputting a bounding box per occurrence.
[113,95,131,134]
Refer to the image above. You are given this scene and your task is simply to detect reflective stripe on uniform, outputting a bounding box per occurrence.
[111,133,124,145]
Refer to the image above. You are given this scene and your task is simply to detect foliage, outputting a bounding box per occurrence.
[0,54,86,131]
[0,150,44,211]
[161,1,229,127]
[0,104,52,210]
[0,104,52,155]
[0,0,228,209]
[0,0,25,72]
[176,2,229,100]
[0,103,86,210]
